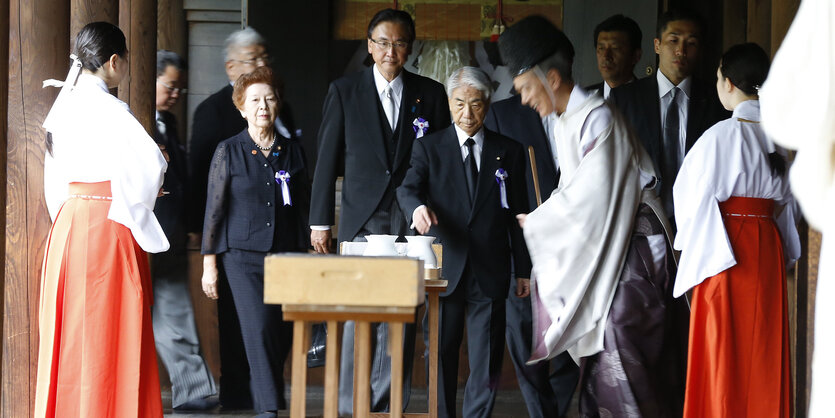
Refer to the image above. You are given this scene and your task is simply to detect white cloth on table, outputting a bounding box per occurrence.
[758,1,835,416]
[672,100,800,297]
[43,74,169,253]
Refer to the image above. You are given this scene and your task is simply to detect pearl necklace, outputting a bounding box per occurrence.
[254,132,276,151]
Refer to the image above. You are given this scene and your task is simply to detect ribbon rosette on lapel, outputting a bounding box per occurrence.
[412,117,429,139]
[495,168,510,209]
[274,170,292,206]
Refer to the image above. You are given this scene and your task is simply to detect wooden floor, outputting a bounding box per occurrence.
[162,387,581,417]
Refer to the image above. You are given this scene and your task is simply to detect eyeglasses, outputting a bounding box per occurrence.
[231,55,273,66]
[157,79,187,94]
[369,38,409,51]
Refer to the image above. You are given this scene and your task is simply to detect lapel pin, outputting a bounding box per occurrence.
[496,156,501,160]
[251,150,257,155]
[416,98,421,103]
[277,146,282,151]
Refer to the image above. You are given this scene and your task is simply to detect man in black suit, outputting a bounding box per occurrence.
[187,26,297,409]
[398,66,531,418]
[153,50,218,412]
[610,8,727,220]
[483,97,578,417]
[585,14,642,99]
[308,9,450,414]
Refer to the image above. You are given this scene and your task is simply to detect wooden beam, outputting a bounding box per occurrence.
[747,0,771,52]
[722,0,747,51]
[70,0,118,41]
[4,0,69,415]
[119,0,157,134]
[770,0,799,55]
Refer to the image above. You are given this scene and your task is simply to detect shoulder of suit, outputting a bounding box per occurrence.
[331,68,368,89]
[486,128,523,149]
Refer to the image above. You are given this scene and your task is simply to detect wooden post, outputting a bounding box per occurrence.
[0,0,9,384]
[747,0,771,53]
[4,0,69,415]
[70,0,118,40]
[118,0,156,133]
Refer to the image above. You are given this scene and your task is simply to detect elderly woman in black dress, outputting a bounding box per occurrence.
[201,66,310,417]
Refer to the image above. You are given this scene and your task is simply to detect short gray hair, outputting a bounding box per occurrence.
[445,66,492,102]
[224,27,266,61]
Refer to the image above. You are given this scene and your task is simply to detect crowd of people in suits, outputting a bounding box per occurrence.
[34,5,800,418]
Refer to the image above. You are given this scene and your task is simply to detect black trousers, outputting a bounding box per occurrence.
[216,259,253,409]
[221,249,293,413]
[437,269,506,418]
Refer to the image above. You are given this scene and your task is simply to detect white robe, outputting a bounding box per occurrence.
[759,1,835,415]
[672,100,800,297]
[524,91,659,363]
[43,74,169,253]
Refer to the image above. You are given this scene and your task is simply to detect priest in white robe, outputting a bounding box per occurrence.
[498,15,690,417]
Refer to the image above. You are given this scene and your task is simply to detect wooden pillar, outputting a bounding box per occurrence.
[0,0,9,405]
[119,0,156,133]
[70,0,118,40]
[770,0,799,54]
[747,0,771,52]
[158,0,189,146]
[4,0,70,416]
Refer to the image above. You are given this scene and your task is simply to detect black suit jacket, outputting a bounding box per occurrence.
[201,129,310,255]
[484,95,559,210]
[310,67,450,243]
[188,84,298,234]
[154,111,189,253]
[396,126,531,299]
[609,75,728,182]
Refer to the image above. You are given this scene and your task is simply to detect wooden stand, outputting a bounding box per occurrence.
[264,254,447,418]
[281,280,447,418]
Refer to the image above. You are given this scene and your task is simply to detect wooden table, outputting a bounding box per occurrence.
[283,278,447,418]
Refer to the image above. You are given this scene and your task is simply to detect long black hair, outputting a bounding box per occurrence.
[720,42,785,177]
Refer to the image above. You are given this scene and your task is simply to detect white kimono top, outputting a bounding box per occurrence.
[672,100,800,297]
[524,87,661,363]
[43,74,169,253]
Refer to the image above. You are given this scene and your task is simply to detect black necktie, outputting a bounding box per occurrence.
[464,137,478,203]
[661,87,681,215]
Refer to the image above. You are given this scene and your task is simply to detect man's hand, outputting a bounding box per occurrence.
[311,229,332,254]
[412,206,439,235]
[516,278,531,298]
[516,213,527,229]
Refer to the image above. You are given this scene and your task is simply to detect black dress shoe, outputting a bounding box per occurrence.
[172,395,220,412]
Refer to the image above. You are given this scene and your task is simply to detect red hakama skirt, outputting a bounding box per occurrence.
[683,196,791,418]
[34,182,162,418]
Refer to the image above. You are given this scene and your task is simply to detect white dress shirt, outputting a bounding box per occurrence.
[373,64,403,128]
[657,71,691,164]
[454,124,483,170]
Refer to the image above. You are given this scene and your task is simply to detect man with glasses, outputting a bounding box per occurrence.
[187,26,297,410]
[152,50,219,412]
[309,8,450,415]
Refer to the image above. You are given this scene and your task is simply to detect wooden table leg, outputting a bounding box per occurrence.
[428,291,440,418]
[324,320,342,418]
[389,322,405,418]
[291,320,311,418]
[355,321,372,418]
